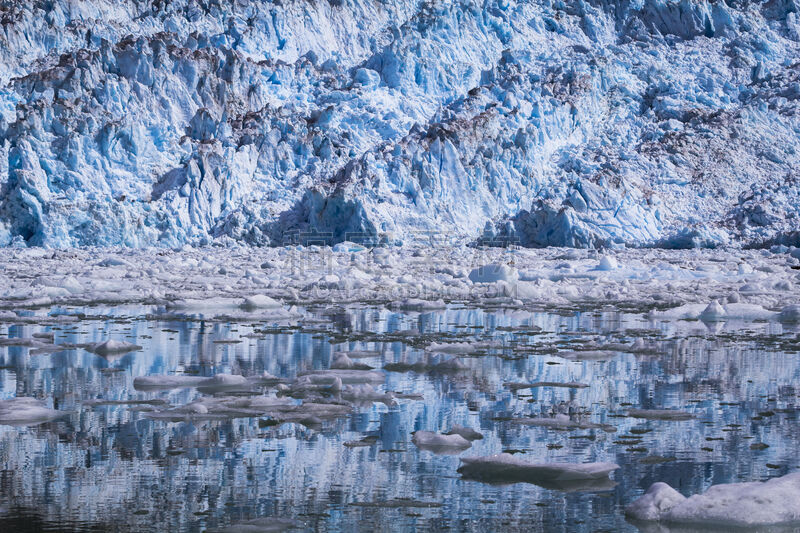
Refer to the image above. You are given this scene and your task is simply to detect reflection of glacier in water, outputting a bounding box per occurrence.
[0,304,799,532]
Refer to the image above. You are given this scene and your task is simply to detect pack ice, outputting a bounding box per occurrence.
[1,0,799,249]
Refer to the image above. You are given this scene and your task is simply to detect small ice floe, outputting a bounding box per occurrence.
[87,339,142,357]
[240,294,283,310]
[506,381,589,391]
[469,264,519,284]
[651,301,777,321]
[339,384,395,405]
[133,373,250,392]
[206,516,303,532]
[389,298,446,311]
[457,454,619,491]
[625,472,800,528]
[166,297,240,311]
[446,424,483,441]
[596,255,618,271]
[144,395,351,425]
[0,397,68,425]
[426,342,477,354]
[296,369,385,384]
[626,409,694,420]
[512,414,616,432]
[412,431,472,454]
[699,300,726,321]
[330,353,373,370]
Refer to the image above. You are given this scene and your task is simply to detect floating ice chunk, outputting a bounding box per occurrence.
[133,375,207,390]
[87,339,142,356]
[458,454,619,490]
[446,425,483,441]
[331,353,372,370]
[340,384,394,405]
[133,374,249,391]
[626,409,694,420]
[0,397,67,425]
[650,304,715,320]
[596,255,618,271]
[426,342,476,354]
[166,297,240,311]
[469,264,519,284]
[412,431,472,453]
[699,300,726,321]
[626,473,800,528]
[296,369,385,384]
[625,482,688,521]
[652,302,777,321]
[390,298,447,311]
[241,294,283,310]
[196,374,251,393]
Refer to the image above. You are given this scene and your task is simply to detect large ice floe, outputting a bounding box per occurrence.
[626,473,800,529]
[1,0,799,249]
[458,454,619,491]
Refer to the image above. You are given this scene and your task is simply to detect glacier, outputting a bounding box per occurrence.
[0,0,799,248]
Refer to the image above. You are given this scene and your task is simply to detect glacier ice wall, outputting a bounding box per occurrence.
[0,0,798,248]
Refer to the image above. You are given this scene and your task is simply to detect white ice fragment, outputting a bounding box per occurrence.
[390,298,447,311]
[330,353,372,370]
[240,294,282,310]
[458,454,619,485]
[596,255,618,271]
[625,482,687,521]
[412,431,472,453]
[446,425,483,441]
[297,369,385,384]
[88,339,142,356]
[0,397,67,425]
[469,264,519,284]
[133,374,249,391]
[426,342,476,354]
[626,473,800,527]
[700,300,726,321]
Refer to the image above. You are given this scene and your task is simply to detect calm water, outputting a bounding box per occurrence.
[1,303,799,532]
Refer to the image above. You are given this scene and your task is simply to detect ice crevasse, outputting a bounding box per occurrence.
[0,0,798,248]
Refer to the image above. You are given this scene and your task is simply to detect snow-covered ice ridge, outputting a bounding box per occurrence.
[1,244,799,313]
[0,0,799,249]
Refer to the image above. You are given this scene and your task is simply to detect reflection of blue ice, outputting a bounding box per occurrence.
[0,304,798,531]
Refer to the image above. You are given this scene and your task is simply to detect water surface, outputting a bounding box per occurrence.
[1,303,799,532]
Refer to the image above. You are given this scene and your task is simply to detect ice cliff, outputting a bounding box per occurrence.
[0,0,798,248]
